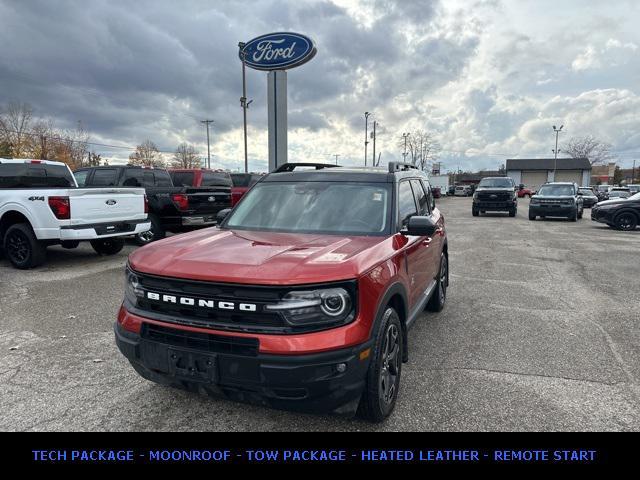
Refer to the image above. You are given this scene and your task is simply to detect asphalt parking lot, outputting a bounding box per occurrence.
[1,197,638,431]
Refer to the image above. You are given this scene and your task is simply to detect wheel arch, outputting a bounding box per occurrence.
[370,282,410,363]
[0,210,32,244]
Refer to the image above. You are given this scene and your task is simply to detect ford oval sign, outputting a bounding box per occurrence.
[240,32,316,71]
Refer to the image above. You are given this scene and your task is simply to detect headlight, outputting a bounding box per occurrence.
[125,268,144,304]
[265,287,354,326]
[530,198,540,204]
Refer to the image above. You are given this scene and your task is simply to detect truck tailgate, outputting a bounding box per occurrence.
[68,188,146,225]
[185,187,231,214]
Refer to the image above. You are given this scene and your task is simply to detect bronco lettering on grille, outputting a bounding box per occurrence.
[146,292,257,312]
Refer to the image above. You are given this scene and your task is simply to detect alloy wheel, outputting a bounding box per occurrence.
[378,323,400,405]
[6,231,29,263]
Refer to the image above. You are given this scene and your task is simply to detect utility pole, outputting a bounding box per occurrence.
[633,159,636,184]
[239,42,252,173]
[402,132,410,162]
[364,112,371,166]
[372,120,377,167]
[201,119,214,169]
[333,154,340,165]
[552,124,563,181]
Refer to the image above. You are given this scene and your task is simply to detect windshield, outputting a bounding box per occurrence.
[225,181,391,235]
[478,178,513,188]
[579,189,595,196]
[537,185,575,196]
[609,190,630,198]
[629,192,640,201]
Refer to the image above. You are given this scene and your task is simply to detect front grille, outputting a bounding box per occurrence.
[129,270,357,334]
[477,192,511,201]
[141,323,259,357]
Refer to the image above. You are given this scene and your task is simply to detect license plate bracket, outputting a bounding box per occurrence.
[167,348,218,383]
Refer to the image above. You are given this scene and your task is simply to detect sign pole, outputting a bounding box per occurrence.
[268,70,287,172]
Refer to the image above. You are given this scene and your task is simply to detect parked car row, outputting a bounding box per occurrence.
[0,160,265,268]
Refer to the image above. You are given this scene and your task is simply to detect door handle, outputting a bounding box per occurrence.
[422,237,433,246]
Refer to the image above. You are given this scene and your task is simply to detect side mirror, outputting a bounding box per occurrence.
[216,208,232,224]
[403,216,437,236]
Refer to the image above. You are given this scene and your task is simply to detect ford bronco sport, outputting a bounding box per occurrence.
[115,162,448,422]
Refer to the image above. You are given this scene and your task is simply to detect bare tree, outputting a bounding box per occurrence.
[563,135,614,165]
[0,102,33,157]
[398,130,441,171]
[87,152,102,166]
[129,140,164,167]
[172,143,201,168]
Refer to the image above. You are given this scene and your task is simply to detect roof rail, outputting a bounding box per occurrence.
[388,161,418,173]
[272,163,340,173]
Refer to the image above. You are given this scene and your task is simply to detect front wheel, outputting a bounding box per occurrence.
[614,212,638,231]
[90,237,125,255]
[529,212,536,221]
[509,208,517,217]
[472,207,479,217]
[358,307,403,423]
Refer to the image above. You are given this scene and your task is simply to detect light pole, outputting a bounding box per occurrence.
[372,120,377,167]
[239,42,252,173]
[364,112,371,166]
[201,119,214,169]
[402,132,410,162]
[552,124,563,180]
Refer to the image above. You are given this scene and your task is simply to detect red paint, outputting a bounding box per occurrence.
[124,207,447,355]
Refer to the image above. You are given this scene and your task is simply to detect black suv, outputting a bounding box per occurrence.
[591,191,640,230]
[472,176,517,217]
[529,182,584,221]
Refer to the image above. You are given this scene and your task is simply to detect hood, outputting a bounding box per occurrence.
[531,195,574,200]
[595,198,628,207]
[128,227,395,285]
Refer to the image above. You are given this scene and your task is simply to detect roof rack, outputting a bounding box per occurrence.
[273,163,340,173]
[388,162,418,173]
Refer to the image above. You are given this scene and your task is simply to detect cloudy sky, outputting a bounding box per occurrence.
[1,0,639,172]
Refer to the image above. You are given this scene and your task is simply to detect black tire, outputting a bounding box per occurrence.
[61,240,80,249]
[529,212,536,221]
[569,208,578,222]
[578,206,583,219]
[472,207,479,217]
[3,223,47,269]
[509,208,517,217]
[135,214,165,246]
[358,307,403,423]
[427,252,448,312]
[90,237,125,255]
[613,212,638,231]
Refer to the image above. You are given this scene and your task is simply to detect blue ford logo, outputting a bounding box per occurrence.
[105,199,117,206]
[240,32,317,71]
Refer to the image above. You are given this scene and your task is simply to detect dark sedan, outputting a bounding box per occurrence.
[578,187,599,208]
[591,192,640,230]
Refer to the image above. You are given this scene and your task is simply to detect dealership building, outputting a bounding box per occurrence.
[506,158,591,191]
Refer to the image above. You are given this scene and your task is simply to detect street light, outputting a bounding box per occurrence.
[364,112,371,166]
[553,125,563,180]
[402,132,410,162]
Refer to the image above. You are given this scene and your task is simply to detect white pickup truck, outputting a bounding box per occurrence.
[0,158,150,269]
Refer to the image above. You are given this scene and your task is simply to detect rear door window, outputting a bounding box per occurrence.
[0,163,27,188]
[91,169,118,186]
[153,170,173,187]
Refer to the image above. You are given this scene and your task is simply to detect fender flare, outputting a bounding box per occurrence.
[369,281,410,362]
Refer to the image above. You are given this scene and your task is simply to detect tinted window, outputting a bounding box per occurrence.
[91,169,118,186]
[478,178,513,188]
[230,173,261,187]
[0,162,75,188]
[154,170,173,187]
[74,170,89,187]
[410,179,429,215]
[398,181,417,227]
[122,169,143,187]
[537,185,575,196]
[202,172,232,186]
[170,172,195,187]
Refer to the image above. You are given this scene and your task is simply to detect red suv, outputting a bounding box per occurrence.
[115,162,448,422]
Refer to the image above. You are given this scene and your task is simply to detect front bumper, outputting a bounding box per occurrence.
[57,219,151,240]
[114,321,372,415]
[529,204,575,217]
[591,207,614,224]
